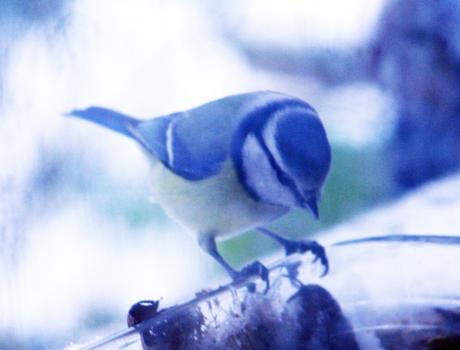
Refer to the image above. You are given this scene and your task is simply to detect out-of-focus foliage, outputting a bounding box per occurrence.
[371,0,460,190]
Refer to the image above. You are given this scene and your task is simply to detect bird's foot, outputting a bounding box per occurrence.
[231,260,270,293]
[283,240,329,277]
[256,228,328,277]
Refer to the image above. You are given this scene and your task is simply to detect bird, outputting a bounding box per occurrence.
[66,91,332,286]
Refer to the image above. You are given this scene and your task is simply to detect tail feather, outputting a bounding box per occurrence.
[65,107,139,139]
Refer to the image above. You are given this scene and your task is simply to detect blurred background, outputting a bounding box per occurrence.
[1,0,460,348]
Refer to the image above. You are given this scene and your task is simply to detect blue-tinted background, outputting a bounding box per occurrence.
[2,0,459,348]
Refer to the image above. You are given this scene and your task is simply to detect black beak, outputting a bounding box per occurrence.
[306,196,319,220]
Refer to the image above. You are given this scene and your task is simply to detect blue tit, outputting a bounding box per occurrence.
[67,91,331,283]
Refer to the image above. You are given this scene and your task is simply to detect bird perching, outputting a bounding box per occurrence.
[66,91,331,287]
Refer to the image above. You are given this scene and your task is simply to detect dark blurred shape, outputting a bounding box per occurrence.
[371,0,460,191]
[375,307,460,350]
[282,285,359,350]
[428,335,460,350]
[133,284,357,350]
[134,303,205,350]
[127,300,160,328]
[427,308,460,350]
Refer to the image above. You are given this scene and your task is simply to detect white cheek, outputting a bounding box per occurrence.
[165,120,175,168]
[263,113,287,173]
[241,134,297,207]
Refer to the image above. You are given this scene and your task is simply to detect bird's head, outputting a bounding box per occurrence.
[232,96,331,219]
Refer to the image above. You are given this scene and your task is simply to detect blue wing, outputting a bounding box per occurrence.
[137,94,256,180]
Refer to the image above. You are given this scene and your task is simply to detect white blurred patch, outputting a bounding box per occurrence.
[3,204,204,336]
[320,172,460,242]
[222,0,386,48]
[1,0,257,184]
[317,83,393,147]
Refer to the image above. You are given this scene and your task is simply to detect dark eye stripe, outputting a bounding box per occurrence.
[255,132,306,207]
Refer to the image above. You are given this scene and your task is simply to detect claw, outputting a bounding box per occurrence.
[284,240,329,277]
[232,261,270,293]
[309,242,329,277]
[319,257,329,277]
[256,228,329,278]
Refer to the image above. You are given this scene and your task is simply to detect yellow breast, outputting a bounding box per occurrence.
[148,159,288,240]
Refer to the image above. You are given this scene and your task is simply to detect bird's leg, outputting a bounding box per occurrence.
[199,235,269,292]
[256,227,329,277]
[199,236,238,277]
